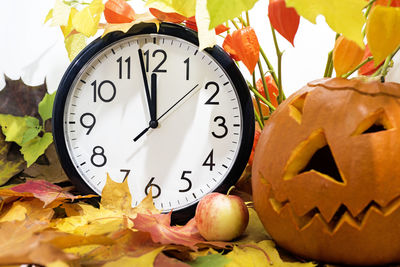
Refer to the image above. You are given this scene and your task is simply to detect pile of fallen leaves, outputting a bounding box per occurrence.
[0,176,316,266]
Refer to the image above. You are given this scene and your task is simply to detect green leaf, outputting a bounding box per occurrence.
[20,133,53,167]
[285,0,366,48]
[0,114,28,146]
[189,253,231,267]
[22,116,41,145]
[65,33,86,61]
[145,0,196,17]
[72,0,104,37]
[38,92,56,123]
[207,0,258,29]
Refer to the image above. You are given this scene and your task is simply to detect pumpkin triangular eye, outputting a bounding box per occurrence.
[283,129,344,184]
[289,92,308,124]
[352,108,393,136]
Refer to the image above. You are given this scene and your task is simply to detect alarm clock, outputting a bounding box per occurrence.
[53,22,254,223]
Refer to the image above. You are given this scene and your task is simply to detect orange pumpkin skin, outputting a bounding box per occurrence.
[252,78,400,265]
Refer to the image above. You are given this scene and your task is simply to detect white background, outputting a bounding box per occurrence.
[0,0,399,95]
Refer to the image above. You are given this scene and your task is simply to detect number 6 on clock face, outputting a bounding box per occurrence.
[53,23,254,224]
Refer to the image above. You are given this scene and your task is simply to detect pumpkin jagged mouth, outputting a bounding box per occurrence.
[268,192,400,233]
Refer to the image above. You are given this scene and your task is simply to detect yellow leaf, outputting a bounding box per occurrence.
[0,202,27,222]
[64,33,86,61]
[286,0,365,48]
[225,241,316,267]
[101,174,132,213]
[102,246,164,267]
[72,0,104,37]
[51,0,71,27]
[366,6,400,64]
[145,0,196,17]
[102,12,160,37]
[44,9,53,24]
[45,260,69,267]
[61,8,78,38]
[196,0,216,50]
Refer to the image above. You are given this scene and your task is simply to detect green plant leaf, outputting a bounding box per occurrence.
[20,133,53,167]
[189,253,231,267]
[207,0,258,29]
[22,117,41,145]
[145,0,196,17]
[0,114,28,146]
[285,0,366,48]
[38,92,56,123]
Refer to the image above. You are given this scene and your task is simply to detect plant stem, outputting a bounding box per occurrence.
[270,22,285,103]
[372,45,400,78]
[323,51,333,77]
[253,72,265,127]
[247,82,276,111]
[254,109,263,129]
[342,57,373,78]
[258,60,271,103]
[246,11,250,26]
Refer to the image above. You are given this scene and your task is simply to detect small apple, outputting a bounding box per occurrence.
[195,192,249,241]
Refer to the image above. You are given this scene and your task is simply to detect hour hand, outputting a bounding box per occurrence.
[138,49,152,118]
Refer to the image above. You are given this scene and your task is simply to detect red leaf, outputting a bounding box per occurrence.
[358,45,384,76]
[184,17,229,35]
[0,180,92,207]
[149,8,186,23]
[225,27,260,74]
[256,75,279,107]
[131,212,228,250]
[104,0,135,24]
[268,0,300,46]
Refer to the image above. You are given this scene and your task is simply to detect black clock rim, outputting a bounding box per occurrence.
[52,22,254,225]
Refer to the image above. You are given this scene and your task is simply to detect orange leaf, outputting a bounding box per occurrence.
[149,8,186,23]
[104,0,135,24]
[374,0,400,6]
[0,180,94,207]
[131,212,228,250]
[231,27,260,74]
[268,0,300,46]
[333,35,365,76]
[256,75,279,108]
[358,45,384,75]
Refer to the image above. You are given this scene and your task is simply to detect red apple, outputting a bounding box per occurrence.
[195,192,249,241]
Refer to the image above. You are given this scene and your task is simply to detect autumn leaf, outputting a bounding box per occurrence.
[104,0,136,23]
[20,133,54,167]
[188,253,231,267]
[333,35,364,76]
[0,180,88,207]
[286,0,366,48]
[61,7,78,37]
[149,8,187,23]
[21,143,69,184]
[268,0,300,46]
[102,12,160,37]
[0,133,24,186]
[38,92,56,124]
[72,0,104,37]
[50,0,71,27]
[65,32,87,61]
[145,0,196,18]
[0,77,47,119]
[366,5,400,64]
[0,199,54,223]
[0,114,29,145]
[103,246,164,267]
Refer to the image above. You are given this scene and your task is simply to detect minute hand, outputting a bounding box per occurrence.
[157,84,199,121]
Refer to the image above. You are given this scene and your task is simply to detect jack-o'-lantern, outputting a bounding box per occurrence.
[252,77,400,265]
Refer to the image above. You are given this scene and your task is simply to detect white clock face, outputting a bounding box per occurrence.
[63,33,244,212]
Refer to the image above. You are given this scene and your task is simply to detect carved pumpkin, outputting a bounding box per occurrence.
[252,78,400,265]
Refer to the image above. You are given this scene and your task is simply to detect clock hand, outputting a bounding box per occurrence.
[133,83,199,142]
[138,49,153,120]
[149,73,158,128]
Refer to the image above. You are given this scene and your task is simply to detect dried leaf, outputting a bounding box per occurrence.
[155,253,192,267]
[366,5,400,64]
[0,133,24,186]
[102,12,160,37]
[0,180,88,207]
[286,0,365,48]
[0,199,54,223]
[0,77,47,119]
[22,143,69,184]
[104,0,136,23]
[102,246,164,267]
[188,253,231,267]
[72,0,104,37]
[65,33,86,61]
[333,35,365,76]
[268,0,300,46]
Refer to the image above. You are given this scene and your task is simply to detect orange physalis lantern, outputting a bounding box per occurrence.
[104,0,135,23]
[268,0,300,46]
[333,36,364,77]
[358,45,384,76]
[256,75,279,108]
[149,8,186,23]
[222,27,260,74]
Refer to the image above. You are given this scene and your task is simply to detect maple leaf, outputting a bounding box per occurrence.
[131,212,228,250]
[0,76,47,119]
[102,246,164,267]
[0,220,77,266]
[21,143,69,184]
[0,180,91,208]
[0,133,24,186]
[0,199,54,223]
